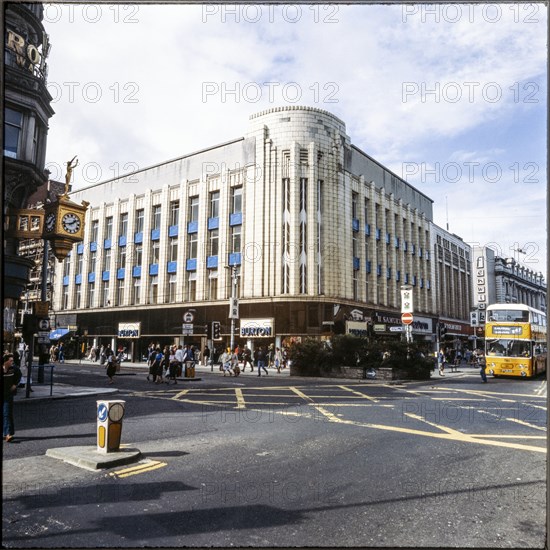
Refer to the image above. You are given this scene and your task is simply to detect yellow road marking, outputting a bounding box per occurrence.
[404,413,463,436]
[505,417,547,432]
[467,434,547,439]
[235,388,246,409]
[109,460,167,478]
[172,389,190,400]
[338,385,379,402]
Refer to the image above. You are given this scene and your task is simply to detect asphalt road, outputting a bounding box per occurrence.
[3,363,547,547]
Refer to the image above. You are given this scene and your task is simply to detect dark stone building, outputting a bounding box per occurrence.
[4,3,54,346]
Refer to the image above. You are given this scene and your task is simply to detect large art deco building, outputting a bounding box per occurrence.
[53,106,440,359]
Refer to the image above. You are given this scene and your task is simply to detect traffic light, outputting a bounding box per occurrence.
[22,313,38,339]
[212,321,221,340]
[205,323,211,338]
[439,323,447,339]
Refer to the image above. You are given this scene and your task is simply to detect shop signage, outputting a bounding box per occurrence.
[373,324,386,332]
[346,321,368,337]
[474,253,487,310]
[117,322,141,338]
[6,29,49,79]
[240,318,274,338]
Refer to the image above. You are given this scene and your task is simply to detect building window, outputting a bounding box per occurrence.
[134,244,143,266]
[210,190,220,218]
[317,180,324,295]
[231,225,241,254]
[169,237,178,262]
[119,213,128,237]
[117,278,124,306]
[151,241,160,264]
[63,286,69,309]
[209,229,219,257]
[117,246,126,269]
[132,277,141,305]
[91,220,99,242]
[63,256,71,277]
[188,273,197,301]
[189,196,199,222]
[76,254,83,276]
[135,209,144,233]
[75,286,82,309]
[103,248,111,271]
[299,178,307,294]
[152,205,162,231]
[149,275,158,303]
[4,108,23,158]
[208,271,218,300]
[105,217,113,240]
[90,250,97,272]
[168,274,177,303]
[188,232,198,259]
[87,282,95,308]
[170,200,180,226]
[232,187,242,213]
[101,281,110,306]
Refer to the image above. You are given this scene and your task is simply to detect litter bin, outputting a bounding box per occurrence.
[97,400,126,453]
[185,361,195,378]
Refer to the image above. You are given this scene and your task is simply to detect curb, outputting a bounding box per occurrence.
[46,446,141,471]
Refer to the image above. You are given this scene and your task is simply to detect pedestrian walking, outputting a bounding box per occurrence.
[242,346,254,372]
[231,348,241,376]
[105,345,116,384]
[220,347,233,376]
[175,344,185,378]
[256,346,269,376]
[58,343,65,363]
[151,347,164,384]
[479,354,488,383]
[3,353,22,442]
[274,347,283,373]
[168,346,178,384]
[203,345,211,367]
[437,348,445,376]
[99,345,106,366]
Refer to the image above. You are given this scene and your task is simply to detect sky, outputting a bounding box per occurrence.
[41,2,547,276]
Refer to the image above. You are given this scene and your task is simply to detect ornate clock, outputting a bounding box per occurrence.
[44,212,56,233]
[61,212,82,235]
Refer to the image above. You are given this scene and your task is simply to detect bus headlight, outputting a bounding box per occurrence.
[489,369,494,375]
[489,362,496,368]
[520,371,527,377]
[519,364,526,369]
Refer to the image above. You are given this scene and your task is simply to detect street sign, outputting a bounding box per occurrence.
[229,297,239,319]
[38,319,50,331]
[183,311,194,323]
[400,287,413,314]
[389,326,403,332]
[401,312,413,325]
[34,301,49,317]
[182,323,193,335]
[470,310,479,327]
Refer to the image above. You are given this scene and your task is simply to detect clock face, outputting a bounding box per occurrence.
[61,212,81,234]
[45,212,56,232]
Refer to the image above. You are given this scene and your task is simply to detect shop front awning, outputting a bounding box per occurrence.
[49,328,71,341]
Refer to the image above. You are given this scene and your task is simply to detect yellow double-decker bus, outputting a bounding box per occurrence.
[484,304,547,378]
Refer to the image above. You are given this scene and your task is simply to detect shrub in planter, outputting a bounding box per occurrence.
[288,338,332,375]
